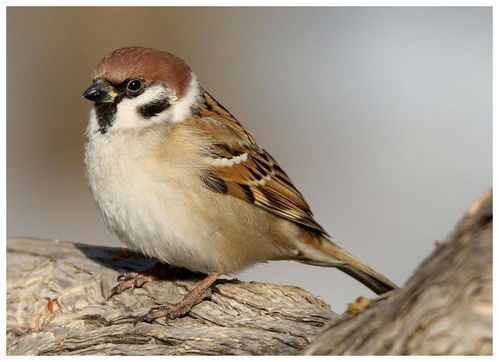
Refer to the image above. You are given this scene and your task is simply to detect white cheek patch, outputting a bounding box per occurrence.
[168,74,201,123]
[137,84,176,108]
[112,84,174,131]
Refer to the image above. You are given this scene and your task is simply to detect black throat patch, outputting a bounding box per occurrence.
[95,102,118,134]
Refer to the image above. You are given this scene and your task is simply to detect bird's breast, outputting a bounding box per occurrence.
[84,129,212,269]
[83,125,293,273]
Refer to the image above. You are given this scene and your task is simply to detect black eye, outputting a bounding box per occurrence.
[126,79,143,93]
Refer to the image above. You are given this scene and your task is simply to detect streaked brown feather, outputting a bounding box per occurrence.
[186,91,328,236]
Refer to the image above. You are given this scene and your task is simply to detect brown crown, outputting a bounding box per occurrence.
[92,47,192,98]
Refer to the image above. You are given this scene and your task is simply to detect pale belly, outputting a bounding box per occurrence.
[91,175,224,272]
[84,131,290,274]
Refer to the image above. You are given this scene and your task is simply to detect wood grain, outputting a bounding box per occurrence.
[7,238,335,355]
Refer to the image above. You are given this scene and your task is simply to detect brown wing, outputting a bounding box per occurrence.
[186,92,328,236]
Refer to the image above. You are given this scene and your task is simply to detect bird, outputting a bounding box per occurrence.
[82,46,397,324]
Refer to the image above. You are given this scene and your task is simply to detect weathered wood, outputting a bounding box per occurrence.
[6,237,336,355]
[7,190,492,355]
[303,190,492,355]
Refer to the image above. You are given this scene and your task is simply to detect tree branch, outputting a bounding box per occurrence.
[7,238,336,355]
[7,190,492,355]
[303,190,492,355]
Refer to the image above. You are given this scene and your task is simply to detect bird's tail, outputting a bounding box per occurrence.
[295,232,398,295]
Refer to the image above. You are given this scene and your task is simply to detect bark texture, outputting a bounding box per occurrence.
[6,238,335,355]
[303,190,492,355]
[7,190,492,355]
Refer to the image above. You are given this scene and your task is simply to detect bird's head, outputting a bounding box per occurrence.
[83,47,201,134]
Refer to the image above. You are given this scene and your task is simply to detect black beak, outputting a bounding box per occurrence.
[82,80,118,103]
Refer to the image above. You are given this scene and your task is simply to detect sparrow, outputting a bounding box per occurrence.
[83,46,397,323]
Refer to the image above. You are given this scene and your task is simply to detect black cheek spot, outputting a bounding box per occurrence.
[138,98,171,119]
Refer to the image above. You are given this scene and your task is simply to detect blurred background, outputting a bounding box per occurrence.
[7,7,491,311]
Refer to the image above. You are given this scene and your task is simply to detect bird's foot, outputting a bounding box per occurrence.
[107,262,170,300]
[134,301,194,325]
[134,271,221,324]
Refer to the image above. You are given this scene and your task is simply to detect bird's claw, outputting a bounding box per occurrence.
[117,271,139,281]
[107,272,152,300]
[106,284,124,300]
[133,305,182,325]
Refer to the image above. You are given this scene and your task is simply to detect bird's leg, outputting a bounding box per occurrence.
[108,262,171,299]
[135,271,221,324]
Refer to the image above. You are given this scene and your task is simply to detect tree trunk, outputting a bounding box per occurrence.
[7,190,492,355]
[303,190,492,355]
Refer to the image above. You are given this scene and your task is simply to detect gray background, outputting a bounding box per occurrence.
[7,7,491,311]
